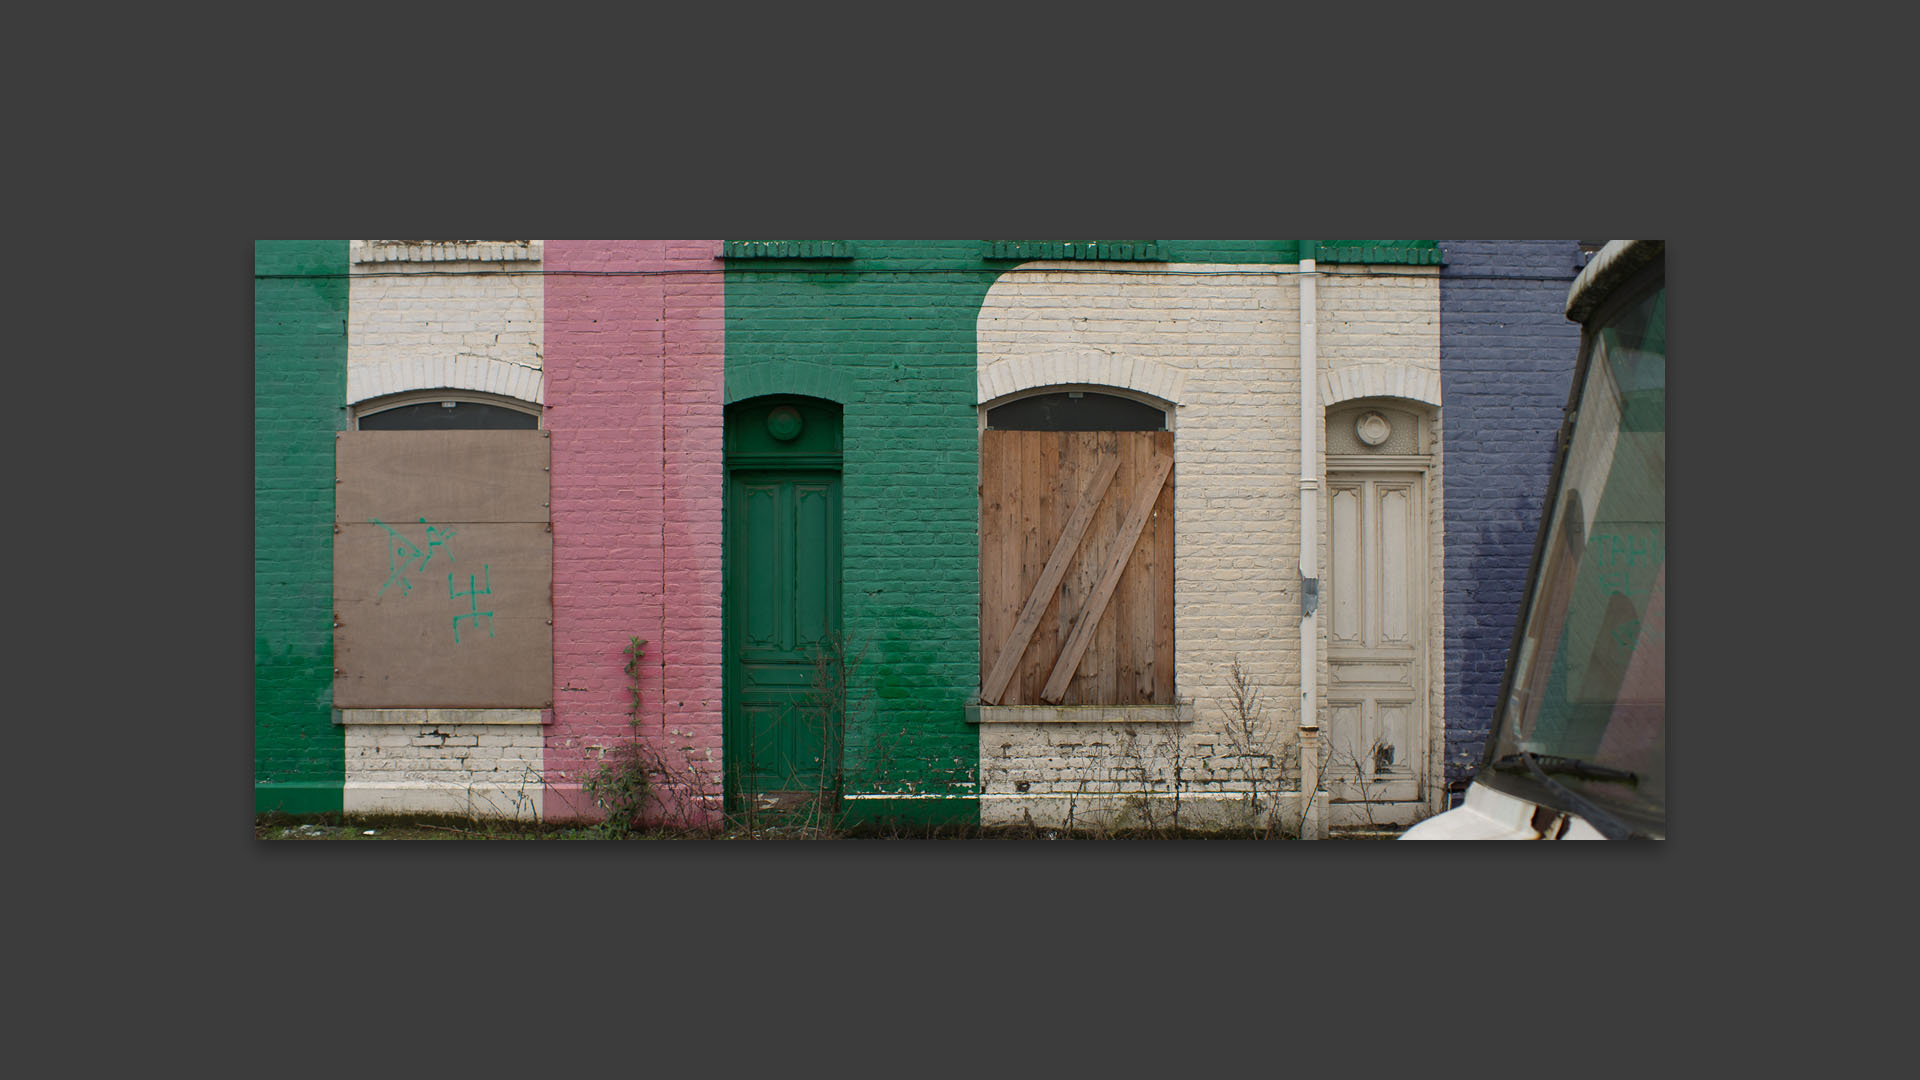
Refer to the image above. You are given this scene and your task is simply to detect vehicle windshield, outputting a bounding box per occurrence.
[1486,274,1665,831]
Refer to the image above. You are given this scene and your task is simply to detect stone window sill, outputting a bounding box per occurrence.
[337,708,546,726]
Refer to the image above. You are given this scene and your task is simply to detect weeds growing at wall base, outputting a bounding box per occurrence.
[262,639,1415,838]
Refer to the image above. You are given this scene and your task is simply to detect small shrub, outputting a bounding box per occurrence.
[582,744,653,839]
[578,635,655,839]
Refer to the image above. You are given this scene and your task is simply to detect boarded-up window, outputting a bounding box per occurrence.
[979,427,1174,706]
[333,429,552,707]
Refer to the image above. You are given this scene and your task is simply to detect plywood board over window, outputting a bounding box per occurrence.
[333,430,552,708]
[980,429,1174,706]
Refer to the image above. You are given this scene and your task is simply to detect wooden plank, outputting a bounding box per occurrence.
[1051,434,1079,701]
[979,431,1011,684]
[1114,430,1168,705]
[1153,431,1176,703]
[1013,433,1042,704]
[1093,431,1122,706]
[1012,433,1040,701]
[1128,453,1150,703]
[979,442,1120,705]
[1041,453,1174,704]
[1065,432,1105,704]
[1118,432,1150,704]
[1022,432,1062,704]
[1041,434,1071,703]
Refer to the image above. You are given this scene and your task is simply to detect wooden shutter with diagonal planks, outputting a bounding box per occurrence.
[979,430,1173,706]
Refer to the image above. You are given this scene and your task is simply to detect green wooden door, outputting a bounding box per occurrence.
[725,399,843,812]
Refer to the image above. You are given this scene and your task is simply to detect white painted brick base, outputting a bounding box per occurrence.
[343,723,545,820]
[978,719,1301,825]
[981,790,1317,833]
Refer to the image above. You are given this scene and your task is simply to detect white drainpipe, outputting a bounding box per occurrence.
[1298,249,1323,839]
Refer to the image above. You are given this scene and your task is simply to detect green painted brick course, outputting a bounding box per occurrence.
[255,240,347,813]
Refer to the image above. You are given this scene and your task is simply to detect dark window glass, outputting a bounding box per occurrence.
[358,401,539,431]
[987,392,1165,431]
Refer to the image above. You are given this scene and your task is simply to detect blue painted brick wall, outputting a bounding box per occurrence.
[1439,241,1584,791]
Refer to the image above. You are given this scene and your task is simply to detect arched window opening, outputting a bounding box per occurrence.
[986,390,1166,432]
[354,391,541,431]
[979,387,1175,710]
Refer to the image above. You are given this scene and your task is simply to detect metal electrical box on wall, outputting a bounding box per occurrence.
[332,429,552,708]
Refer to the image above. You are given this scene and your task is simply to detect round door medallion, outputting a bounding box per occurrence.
[1355,411,1392,446]
[767,405,804,441]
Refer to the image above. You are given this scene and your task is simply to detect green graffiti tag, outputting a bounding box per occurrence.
[450,565,494,643]
[372,518,488,644]
[373,517,457,596]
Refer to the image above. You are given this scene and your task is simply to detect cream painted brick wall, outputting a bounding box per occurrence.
[1318,267,1440,382]
[979,722,1293,793]
[977,265,1304,820]
[347,248,545,406]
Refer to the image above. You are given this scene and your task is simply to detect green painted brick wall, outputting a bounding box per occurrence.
[726,243,999,818]
[255,240,347,814]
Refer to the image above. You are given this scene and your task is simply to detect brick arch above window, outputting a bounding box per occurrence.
[348,355,544,408]
[977,350,1187,407]
[1320,361,1440,408]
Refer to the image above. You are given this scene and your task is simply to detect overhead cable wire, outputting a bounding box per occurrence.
[258,267,1578,282]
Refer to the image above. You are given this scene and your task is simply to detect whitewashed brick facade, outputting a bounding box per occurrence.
[343,722,546,820]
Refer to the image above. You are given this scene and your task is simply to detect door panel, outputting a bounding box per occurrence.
[1379,486,1411,643]
[1326,471,1425,804]
[1330,485,1362,645]
[794,483,834,649]
[727,470,841,806]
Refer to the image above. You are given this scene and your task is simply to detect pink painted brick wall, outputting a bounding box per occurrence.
[545,241,724,824]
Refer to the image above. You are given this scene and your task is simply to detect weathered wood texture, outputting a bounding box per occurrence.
[978,453,1116,704]
[980,430,1173,706]
[334,431,552,708]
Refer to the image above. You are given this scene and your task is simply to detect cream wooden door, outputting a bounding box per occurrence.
[1325,471,1426,804]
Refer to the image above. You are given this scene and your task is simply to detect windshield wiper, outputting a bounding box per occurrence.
[1490,753,1637,784]
[1485,750,1644,840]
